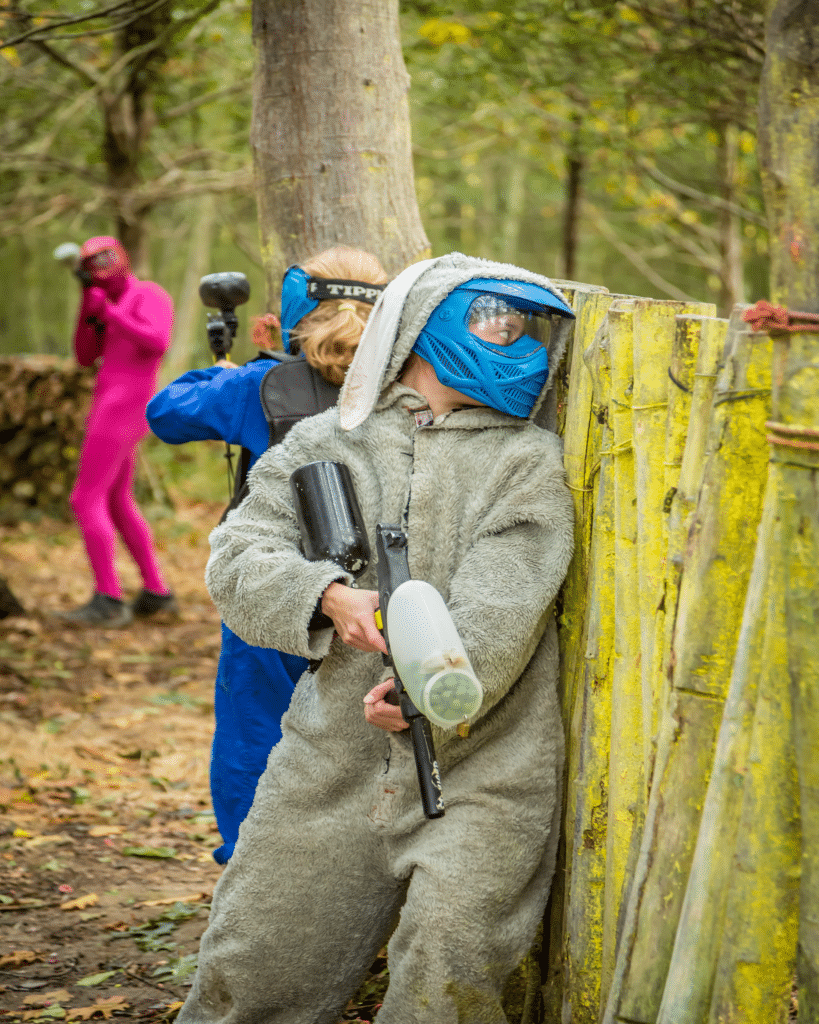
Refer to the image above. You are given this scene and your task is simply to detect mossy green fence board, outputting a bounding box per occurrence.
[558,299,619,1024]
[552,288,811,1024]
[631,300,716,797]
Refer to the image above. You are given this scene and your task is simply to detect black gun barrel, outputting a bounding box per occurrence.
[375,523,445,820]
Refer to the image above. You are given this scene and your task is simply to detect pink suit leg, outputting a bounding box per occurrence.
[71,270,174,600]
[70,433,167,599]
[107,447,167,593]
[70,432,130,599]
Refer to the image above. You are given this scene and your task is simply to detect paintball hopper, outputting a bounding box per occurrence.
[53,242,81,265]
[386,580,483,729]
[199,272,250,360]
[199,272,251,312]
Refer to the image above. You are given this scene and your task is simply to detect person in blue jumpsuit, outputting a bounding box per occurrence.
[146,245,389,862]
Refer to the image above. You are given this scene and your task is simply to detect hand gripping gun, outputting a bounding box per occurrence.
[374,525,486,820]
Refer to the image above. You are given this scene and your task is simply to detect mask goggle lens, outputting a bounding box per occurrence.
[467,296,549,353]
[85,250,116,272]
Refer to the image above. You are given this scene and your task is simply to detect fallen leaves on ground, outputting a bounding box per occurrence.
[0,502,224,1021]
[0,501,391,1022]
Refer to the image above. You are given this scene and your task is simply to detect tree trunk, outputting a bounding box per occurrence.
[559,298,620,1024]
[102,14,163,273]
[657,475,799,1024]
[602,300,645,1006]
[757,0,819,313]
[651,313,714,724]
[658,312,729,721]
[706,541,799,1024]
[558,290,617,720]
[716,123,745,317]
[561,118,583,281]
[500,161,526,265]
[251,0,430,300]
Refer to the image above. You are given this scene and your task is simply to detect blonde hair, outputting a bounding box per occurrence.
[289,246,389,386]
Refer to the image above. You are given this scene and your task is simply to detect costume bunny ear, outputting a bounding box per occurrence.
[339,259,437,431]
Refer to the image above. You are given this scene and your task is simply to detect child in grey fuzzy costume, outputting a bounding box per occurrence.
[175,252,576,1024]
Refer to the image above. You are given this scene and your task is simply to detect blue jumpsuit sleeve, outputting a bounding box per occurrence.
[147,367,230,444]
[147,364,273,449]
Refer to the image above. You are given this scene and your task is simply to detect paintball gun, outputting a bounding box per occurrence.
[289,461,485,820]
[199,271,251,362]
[375,525,483,819]
[53,242,92,287]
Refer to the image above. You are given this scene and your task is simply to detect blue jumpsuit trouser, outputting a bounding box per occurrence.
[210,622,307,863]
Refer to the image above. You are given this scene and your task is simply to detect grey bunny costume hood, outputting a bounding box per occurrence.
[338,251,574,430]
[182,252,575,1024]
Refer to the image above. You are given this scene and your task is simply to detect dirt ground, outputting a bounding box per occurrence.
[0,502,386,1023]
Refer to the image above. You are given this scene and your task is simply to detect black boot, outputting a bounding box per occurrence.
[54,592,133,628]
[0,576,25,619]
[131,588,179,617]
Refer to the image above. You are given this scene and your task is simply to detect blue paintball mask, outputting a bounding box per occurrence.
[280,265,386,353]
[411,278,575,417]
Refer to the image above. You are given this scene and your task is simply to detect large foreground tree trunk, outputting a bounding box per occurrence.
[251,0,430,297]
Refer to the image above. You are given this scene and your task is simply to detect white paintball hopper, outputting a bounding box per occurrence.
[386,578,484,729]
[53,242,81,265]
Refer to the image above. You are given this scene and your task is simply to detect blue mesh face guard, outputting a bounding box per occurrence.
[280,266,386,353]
[411,278,575,417]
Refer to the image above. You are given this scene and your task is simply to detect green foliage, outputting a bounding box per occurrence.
[0,0,259,357]
[0,0,774,350]
[402,0,769,307]
[152,952,199,984]
[138,432,234,510]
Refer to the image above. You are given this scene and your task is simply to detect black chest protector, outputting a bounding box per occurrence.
[221,353,340,520]
[259,353,340,447]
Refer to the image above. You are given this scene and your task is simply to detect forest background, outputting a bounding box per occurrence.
[0,0,769,500]
[0,0,768,352]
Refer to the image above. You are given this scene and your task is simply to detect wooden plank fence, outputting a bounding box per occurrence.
[545,283,816,1023]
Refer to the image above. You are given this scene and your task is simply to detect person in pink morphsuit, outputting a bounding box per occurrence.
[56,236,177,628]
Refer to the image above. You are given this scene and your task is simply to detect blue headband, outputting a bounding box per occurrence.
[280,265,385,353]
